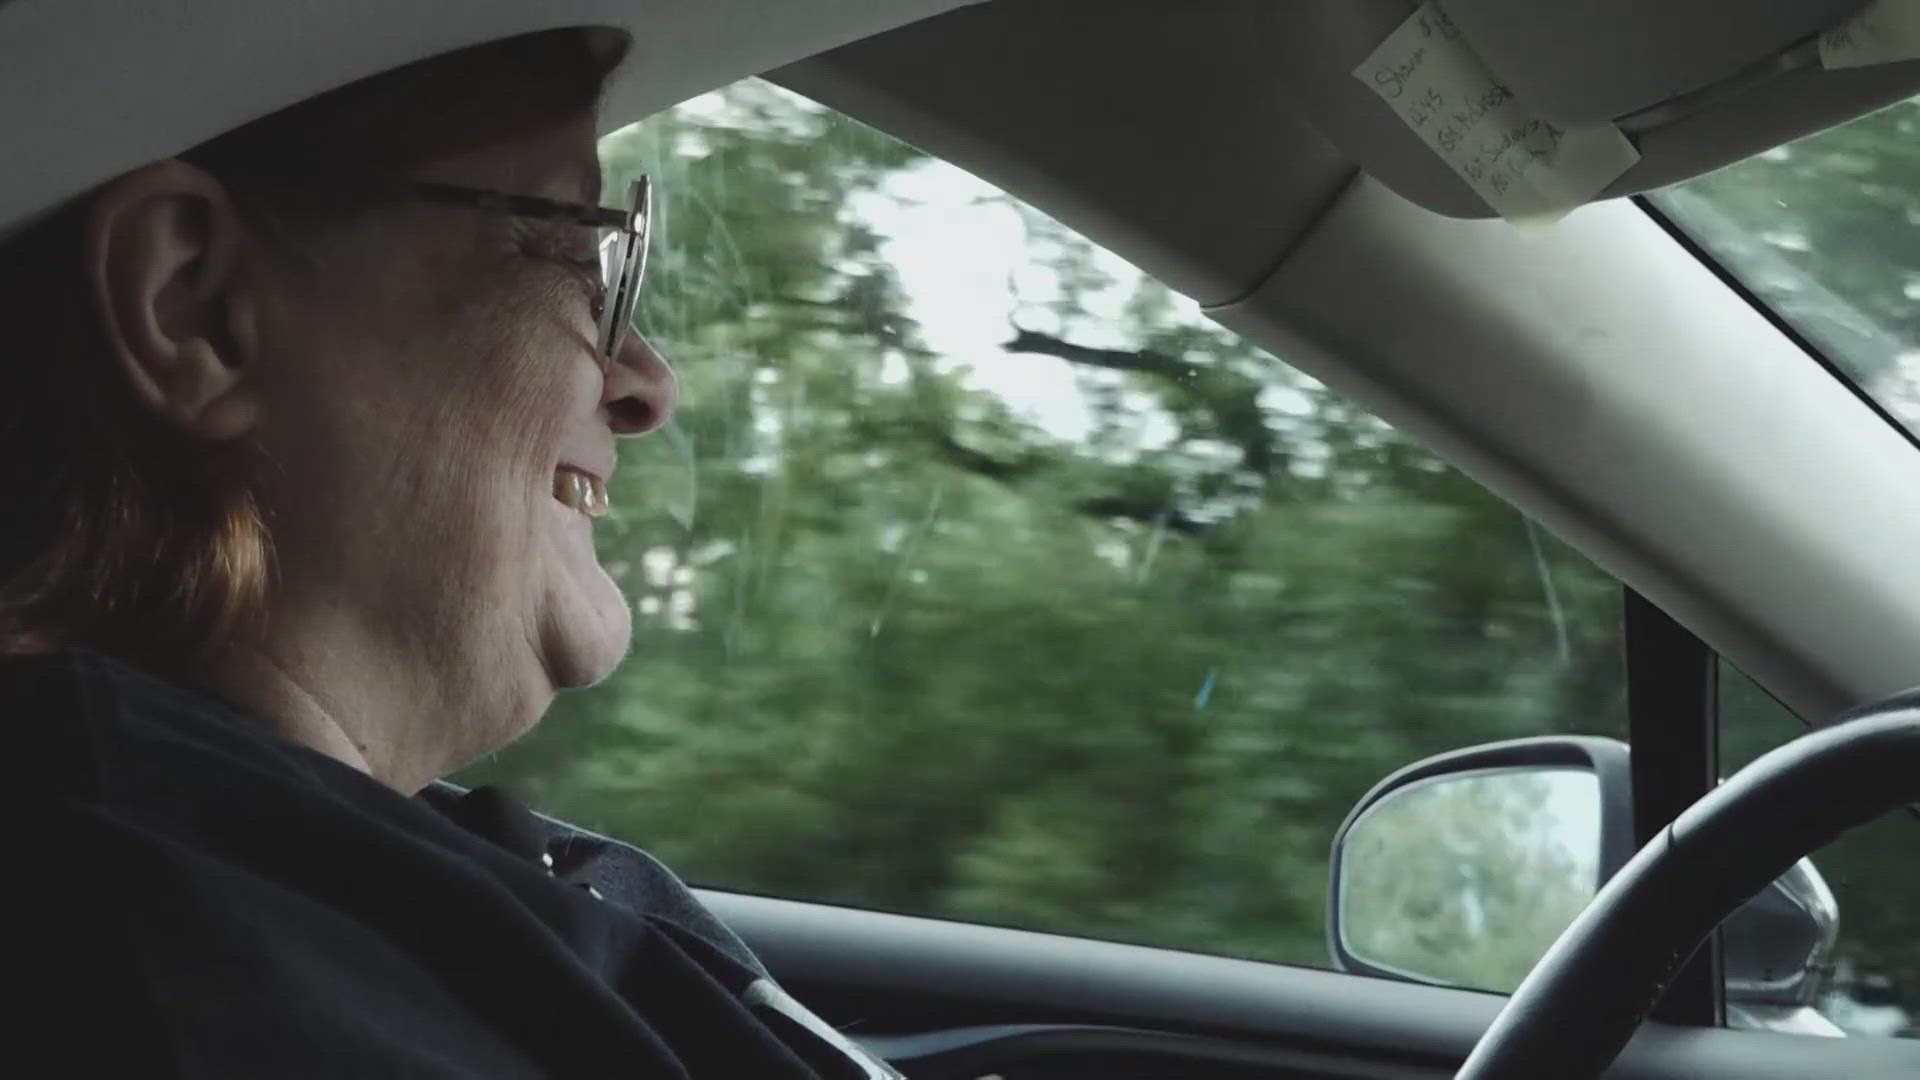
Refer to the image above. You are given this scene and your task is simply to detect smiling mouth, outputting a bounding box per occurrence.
[553,466,610,519]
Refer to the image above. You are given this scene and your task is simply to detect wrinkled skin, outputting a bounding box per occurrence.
[87,114,675,793]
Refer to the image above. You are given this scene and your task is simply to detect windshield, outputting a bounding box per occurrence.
[1649,96,1920,436]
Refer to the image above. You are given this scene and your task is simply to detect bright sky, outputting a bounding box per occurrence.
[850,153,1330,455]
[850,158,1186,444]
[653,82,1283,453]
[1542,770,1603,884]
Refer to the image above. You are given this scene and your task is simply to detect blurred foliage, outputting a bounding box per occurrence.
[466,80,1636,987]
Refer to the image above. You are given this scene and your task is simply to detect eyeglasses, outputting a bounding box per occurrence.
[412,177,652,362]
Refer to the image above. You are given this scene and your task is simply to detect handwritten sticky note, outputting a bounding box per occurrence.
[1354,2,1640,225]
[1821,0,1920,68]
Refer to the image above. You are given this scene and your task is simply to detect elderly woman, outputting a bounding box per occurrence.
[0,27,895,1079]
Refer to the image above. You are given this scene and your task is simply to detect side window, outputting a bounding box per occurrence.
[458,79,1627,977]
[1719,660,1920,1038]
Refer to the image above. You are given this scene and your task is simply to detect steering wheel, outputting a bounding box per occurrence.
[1455,690,1920,1079]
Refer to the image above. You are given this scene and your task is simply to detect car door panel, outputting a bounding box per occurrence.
[701,890,1920,1078]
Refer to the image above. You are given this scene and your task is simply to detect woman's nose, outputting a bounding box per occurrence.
[602,330,677,437]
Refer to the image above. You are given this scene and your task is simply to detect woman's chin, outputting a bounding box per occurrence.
[544,570,633,690]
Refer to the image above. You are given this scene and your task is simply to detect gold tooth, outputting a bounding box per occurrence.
[553,468,609,518]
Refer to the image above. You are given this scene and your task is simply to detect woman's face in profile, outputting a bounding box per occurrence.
[237,112,674,747]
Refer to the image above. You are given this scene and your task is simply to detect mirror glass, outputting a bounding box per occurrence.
[1338,766,1601,993]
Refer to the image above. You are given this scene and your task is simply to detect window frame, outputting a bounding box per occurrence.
[1623,587,1723,1026]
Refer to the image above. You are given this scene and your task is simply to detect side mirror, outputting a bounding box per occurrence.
[1722,856,1840,1033]
[1328,736,1840,1023]
[1328,737,1634,993]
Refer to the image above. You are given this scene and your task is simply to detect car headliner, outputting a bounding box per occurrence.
[0,0,984,239]
[8,0,1920,723]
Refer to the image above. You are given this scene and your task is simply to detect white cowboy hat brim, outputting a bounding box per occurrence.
[0,0,981,236]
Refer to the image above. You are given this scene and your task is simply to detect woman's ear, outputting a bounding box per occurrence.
[86,159,262,441]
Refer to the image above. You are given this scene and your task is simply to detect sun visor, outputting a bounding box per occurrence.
[1443,0,1863,121]
[1273,0,1920,218]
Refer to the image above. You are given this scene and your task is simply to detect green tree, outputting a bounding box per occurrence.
[459,80,1626,974]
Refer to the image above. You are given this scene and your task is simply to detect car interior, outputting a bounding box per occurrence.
[765,4,1920,1075]
[16,0,1920,1076]
[765,5,1920,1074]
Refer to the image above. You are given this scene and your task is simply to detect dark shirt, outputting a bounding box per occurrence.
[2,649,897,1078]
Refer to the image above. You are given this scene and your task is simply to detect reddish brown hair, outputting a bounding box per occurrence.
[0,28,624,674]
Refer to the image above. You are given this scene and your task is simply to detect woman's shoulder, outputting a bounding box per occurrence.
[0,650,880,1077]
[1,646,259,740]
[0,647,385,802]
[0,648,128,800]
